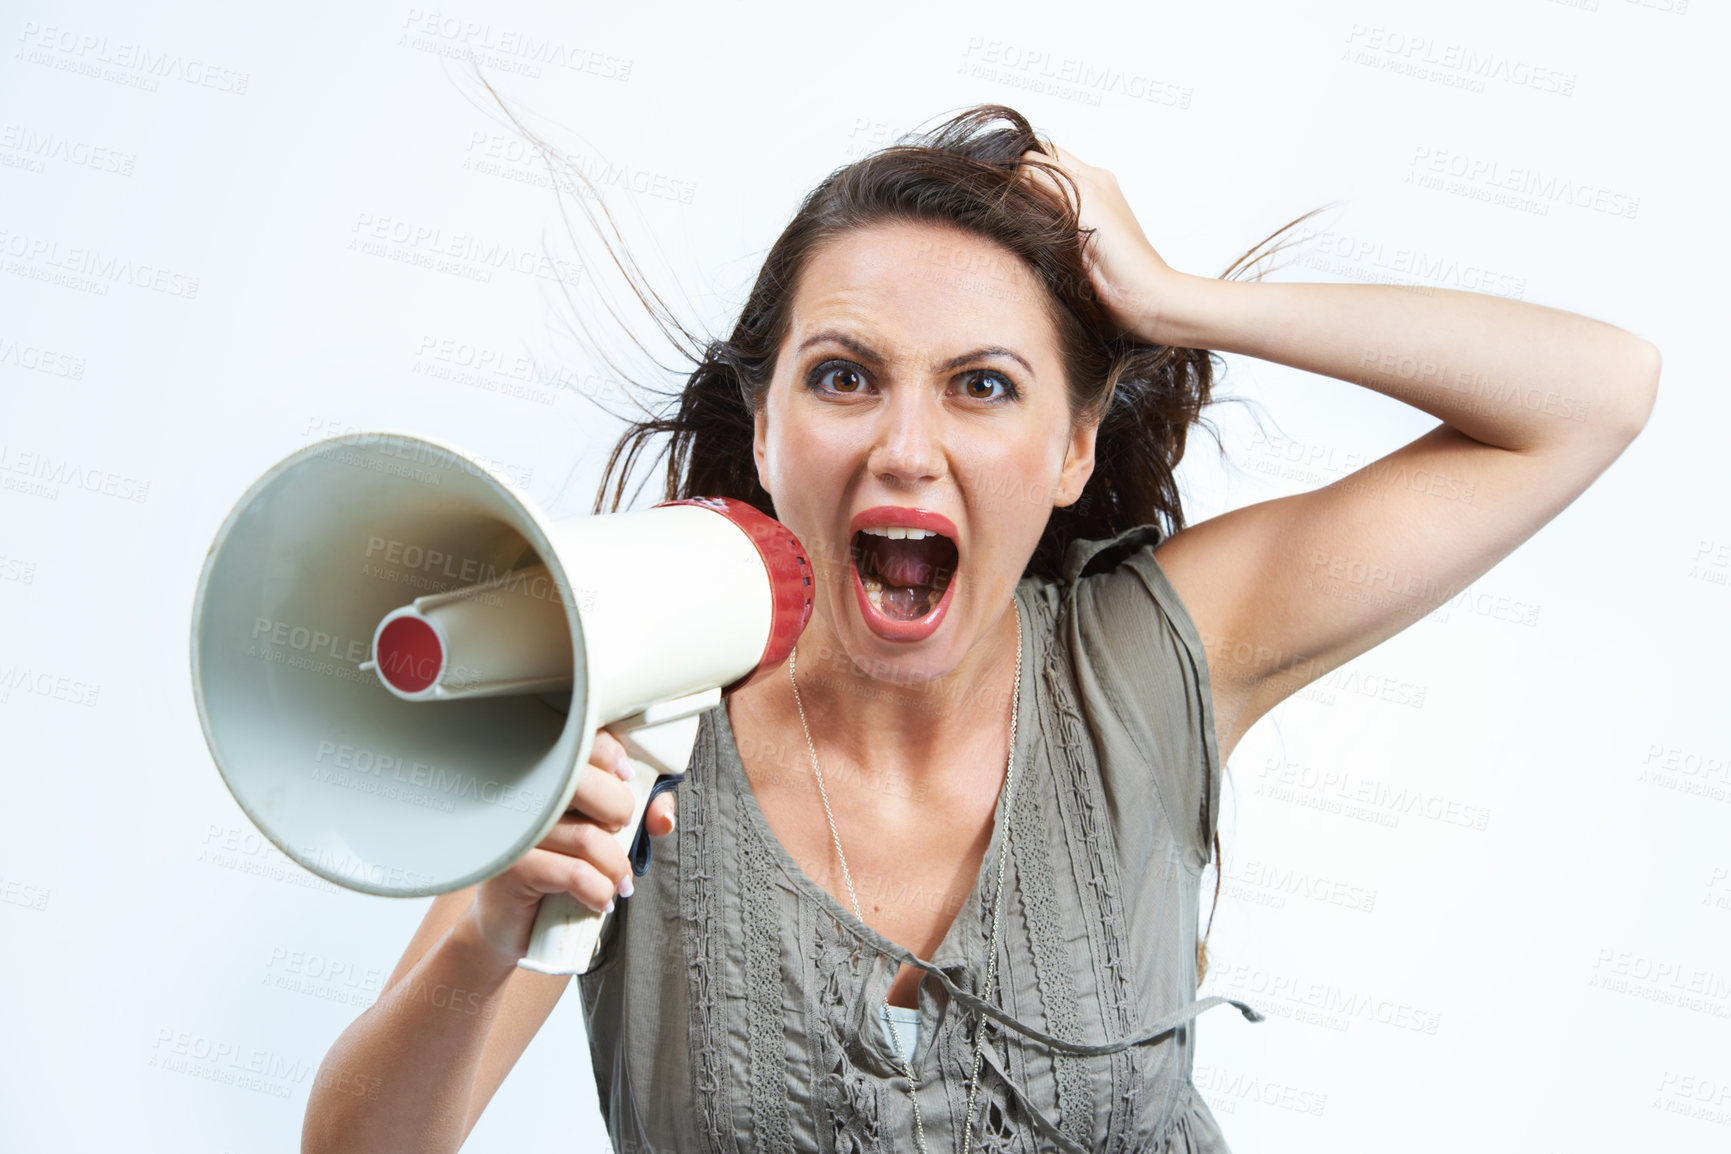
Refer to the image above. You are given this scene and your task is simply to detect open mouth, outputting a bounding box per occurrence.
[852,526,959,623]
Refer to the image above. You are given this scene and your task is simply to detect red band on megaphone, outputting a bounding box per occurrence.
[656,497,813,692]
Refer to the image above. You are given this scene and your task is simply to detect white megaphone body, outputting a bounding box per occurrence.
[190,432,812,974]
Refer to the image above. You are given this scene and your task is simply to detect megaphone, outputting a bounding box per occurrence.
[190,432,812,974]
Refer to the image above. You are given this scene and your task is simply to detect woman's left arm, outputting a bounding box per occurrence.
[1024,142,1661,760]
[1152,276,1658,455]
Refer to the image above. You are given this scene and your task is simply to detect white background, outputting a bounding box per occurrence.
[3,1,1727,1151]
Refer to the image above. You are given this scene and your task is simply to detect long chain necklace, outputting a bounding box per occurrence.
[788,609,1022,1154]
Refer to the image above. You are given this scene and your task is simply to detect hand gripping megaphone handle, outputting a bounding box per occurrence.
[516,686,720,975]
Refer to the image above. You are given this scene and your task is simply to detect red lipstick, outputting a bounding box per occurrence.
[848,506,959,538]
[846,506,960,643]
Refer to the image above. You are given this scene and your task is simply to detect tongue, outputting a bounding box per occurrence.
[879,586,930,620]
[862,536,945,588]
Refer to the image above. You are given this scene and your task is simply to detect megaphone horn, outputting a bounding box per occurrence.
[190,432,812,974]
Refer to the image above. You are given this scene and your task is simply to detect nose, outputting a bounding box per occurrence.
[867,388,946,488]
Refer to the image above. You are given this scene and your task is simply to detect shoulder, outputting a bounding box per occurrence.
[1053,523,1201,660]
[1010,522,1202,668]
[1036,520,1258,766]
[1022,522,1224,871]
[1016,523,1179,617]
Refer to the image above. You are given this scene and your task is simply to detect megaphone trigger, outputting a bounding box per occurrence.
[628,775,685,878]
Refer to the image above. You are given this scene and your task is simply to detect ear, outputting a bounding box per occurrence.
[1053,417,1100,508]
[752,401,772,496]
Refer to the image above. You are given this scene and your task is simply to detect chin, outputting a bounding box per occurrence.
[828,581,991,692]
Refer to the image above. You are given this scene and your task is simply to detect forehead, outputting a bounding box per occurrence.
[788,220,1059,362]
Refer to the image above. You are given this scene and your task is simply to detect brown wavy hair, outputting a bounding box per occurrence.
[504,95,1323,985]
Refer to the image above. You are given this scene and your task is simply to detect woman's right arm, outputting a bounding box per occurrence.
[301,732,674,1154]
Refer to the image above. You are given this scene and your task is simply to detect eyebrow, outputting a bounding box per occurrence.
[796,328,1035,377]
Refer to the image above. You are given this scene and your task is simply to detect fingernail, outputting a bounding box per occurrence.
[617,874,634,899]
[603,899,615,915]
[615,756,635,782]
[665,812,676,834]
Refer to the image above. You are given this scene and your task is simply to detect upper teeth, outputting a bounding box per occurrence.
[861,526,936,540]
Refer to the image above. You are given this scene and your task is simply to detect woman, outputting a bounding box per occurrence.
[304,105,1659,1153]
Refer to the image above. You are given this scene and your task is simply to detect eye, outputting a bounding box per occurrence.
[806,359,872,397]
[957,370,1018,403]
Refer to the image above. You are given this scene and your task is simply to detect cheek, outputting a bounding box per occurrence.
[762,420,853,572]
[764,422,828,497]
[966,443,1063,525]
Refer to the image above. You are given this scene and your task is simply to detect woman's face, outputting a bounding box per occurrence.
[753,219,1097,685]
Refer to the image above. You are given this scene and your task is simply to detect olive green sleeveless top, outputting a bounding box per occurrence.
[578,523,1265,1153]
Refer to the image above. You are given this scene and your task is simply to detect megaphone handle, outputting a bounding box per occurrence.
[517,692,715,976]
[516,761,659,976]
